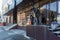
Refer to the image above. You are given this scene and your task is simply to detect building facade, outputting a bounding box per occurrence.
[3,0,60,26]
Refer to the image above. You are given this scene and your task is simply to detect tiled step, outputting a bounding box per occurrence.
[48,27,60,32]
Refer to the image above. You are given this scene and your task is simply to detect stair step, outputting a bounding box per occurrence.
[56,27,60,29]
[53,31,60,35]
[49,28,60,32]
[49,29,53,31]
[57,35,60,37]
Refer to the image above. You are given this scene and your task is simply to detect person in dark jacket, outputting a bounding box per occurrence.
[30,15,34,25]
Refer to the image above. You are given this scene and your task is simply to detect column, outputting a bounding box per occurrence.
[11,16,13,24]
[8,16,10,23]
[13,0,17,24]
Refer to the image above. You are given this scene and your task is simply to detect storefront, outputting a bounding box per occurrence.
[3,0,59,26]
[37,0,59,25]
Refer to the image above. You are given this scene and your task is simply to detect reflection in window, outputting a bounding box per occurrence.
[40,1,58,25]
[50,2,56,11]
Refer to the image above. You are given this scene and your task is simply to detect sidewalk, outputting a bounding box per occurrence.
[0,28,30,40]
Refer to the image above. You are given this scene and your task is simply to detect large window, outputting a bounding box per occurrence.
[58,1,60,13]
[40,1,58,25]
[57,1,60,24]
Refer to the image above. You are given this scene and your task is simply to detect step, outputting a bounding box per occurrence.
[57,35,60,37]
[56,27,60,30]
[49,27,60,32]
[53,31,60,35]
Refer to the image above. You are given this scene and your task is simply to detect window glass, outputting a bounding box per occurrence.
[40,1,58,25]
[50,2,57,11]
[58,1,60,13]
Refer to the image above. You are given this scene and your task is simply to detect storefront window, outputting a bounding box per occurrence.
[57,1,60,24]
[50,2,57,11]
[40,1,58,25]
[58,1,60,13]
